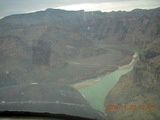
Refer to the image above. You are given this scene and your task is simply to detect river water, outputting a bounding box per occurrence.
[72,53,138,112]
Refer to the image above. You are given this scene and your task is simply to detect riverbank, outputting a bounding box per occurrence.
[73,52,138,89]
[118,52,138,70]
[71,52,138,112]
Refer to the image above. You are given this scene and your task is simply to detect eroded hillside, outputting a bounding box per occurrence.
[0,8,160,87]
[105,37,160,119]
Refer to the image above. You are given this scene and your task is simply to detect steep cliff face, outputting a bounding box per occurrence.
[105,38,160,120]
[135,37,160,91]
[1,8,160,45]
[0,8,160,86]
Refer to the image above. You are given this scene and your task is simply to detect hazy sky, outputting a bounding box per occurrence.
[0,0,160,18]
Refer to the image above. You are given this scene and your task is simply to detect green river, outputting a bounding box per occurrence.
[72,52,138,112]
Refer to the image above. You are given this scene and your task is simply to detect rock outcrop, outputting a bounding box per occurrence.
[0,7,160,86]
[104,38,160,120]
